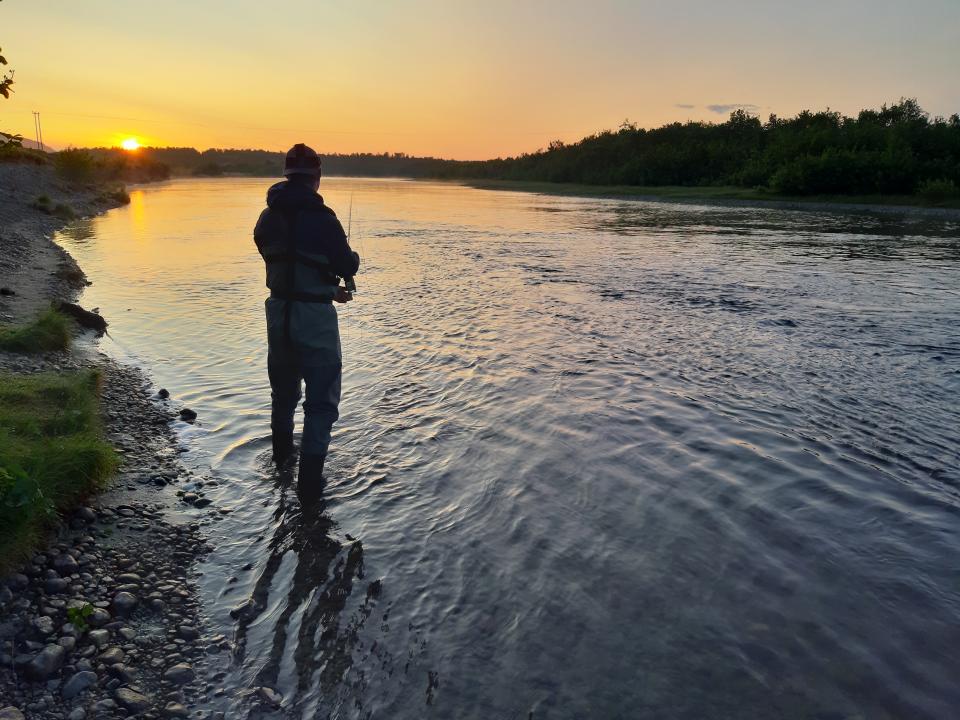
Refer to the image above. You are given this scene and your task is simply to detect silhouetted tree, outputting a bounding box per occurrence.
[0,1,11,100]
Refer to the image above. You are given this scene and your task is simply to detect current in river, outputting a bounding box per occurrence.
[57,178,960,719]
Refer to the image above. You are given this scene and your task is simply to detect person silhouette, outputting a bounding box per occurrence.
[254,143,360,503]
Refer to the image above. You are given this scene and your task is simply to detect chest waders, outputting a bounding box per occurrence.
[261,209,340,345]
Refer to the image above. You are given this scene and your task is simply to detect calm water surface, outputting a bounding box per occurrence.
[58,178,960,719]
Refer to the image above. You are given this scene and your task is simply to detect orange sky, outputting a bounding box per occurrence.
[3,0,958,159]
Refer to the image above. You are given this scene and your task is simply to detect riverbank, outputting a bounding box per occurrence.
[462,179,960,217]
[0,165,231,719]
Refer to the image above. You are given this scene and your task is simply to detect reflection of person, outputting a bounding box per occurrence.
[232,479,369,705]
[254,144,360,501]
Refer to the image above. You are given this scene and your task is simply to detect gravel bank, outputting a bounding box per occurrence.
[0,165,236,718]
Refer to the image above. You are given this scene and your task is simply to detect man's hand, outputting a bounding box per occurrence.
[334,286,353,304]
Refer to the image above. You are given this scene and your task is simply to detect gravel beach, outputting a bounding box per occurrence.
[0,165,243,719]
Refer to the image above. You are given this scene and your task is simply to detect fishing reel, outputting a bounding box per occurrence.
[344,275,357,293]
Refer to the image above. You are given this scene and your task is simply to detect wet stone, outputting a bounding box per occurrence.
[0,708,26,720]
[76,507,97,523]
[98,646,125,664]
[44,577,69,594]
[61,670,98,699]
[163,703,189,718]
[52,554,79,576]
[26,644,66,680]
[258,686,283,707]
[88,608,111,627]
[111,592,138,616]
[177,625,199,641]
[88,629,110,647]
[162,663,194,685]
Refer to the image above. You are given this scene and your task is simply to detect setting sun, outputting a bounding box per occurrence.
[120,138,140,151]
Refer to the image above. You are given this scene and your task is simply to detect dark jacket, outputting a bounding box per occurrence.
[253,180,360,362]
[254,180,360,299]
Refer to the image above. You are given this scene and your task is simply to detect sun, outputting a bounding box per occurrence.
[120,138,140,151]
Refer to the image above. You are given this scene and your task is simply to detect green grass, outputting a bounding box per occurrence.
[462,179,960,211]
[0,308,72,353]
[0,370,117,572]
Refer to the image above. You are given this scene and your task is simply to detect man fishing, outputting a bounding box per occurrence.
[253,143,360,502]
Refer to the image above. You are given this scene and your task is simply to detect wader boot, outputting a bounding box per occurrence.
[297,453,326,506]
[271,431,295,468]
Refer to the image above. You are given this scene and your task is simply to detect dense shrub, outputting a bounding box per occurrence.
[917,179,960,203]
[55,148,96,183]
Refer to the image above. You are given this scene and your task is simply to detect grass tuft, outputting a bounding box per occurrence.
[0,370,117,572]
[0,308,72,353]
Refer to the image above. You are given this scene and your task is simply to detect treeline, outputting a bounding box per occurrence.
[76,99,960,199]
[435,99,960,198]
[57,147,171,183]
[84,147,449,179]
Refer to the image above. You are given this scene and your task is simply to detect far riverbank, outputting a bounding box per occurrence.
[460,179,960,218]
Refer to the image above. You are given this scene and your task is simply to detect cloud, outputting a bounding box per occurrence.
[707,103,760,115]
[674,103,696,109]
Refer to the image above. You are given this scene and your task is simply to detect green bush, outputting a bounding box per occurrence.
[917,178,960,203]
[55,148,97,183]
[52,202,76,219]
[0,370,116,572]
[0,308,71,353]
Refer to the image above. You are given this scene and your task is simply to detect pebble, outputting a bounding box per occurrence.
[111,592,138,616]
[163,702,189,718]
[26,644,66,680]
[44,577,69,593]
[162,663,194,685]
[259,686,283,707]
[177,625,199,641]
[88,608,111,627]
[52,554,79,576]
[61,670,98,699]
[88,629,110,647]
[114,686,151,713]
[76,507,97,523]
[0,708,25,720]
[98,646,125,665]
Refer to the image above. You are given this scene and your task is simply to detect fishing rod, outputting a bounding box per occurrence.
[344,193,357,293]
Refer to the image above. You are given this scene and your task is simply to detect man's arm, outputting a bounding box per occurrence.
[324,216,361,279]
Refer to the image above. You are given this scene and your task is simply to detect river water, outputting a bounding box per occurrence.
[58,178,960,719]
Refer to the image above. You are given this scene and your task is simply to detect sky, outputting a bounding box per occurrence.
[2,0,959,159]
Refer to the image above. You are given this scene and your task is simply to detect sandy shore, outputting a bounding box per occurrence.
[0,165,234,719]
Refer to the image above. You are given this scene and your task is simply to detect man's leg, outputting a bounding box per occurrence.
[267,340,303,466]
[301,362,342,456]
[297,362,342,495]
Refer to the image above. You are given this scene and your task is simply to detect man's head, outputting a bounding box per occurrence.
[284,143,321,191]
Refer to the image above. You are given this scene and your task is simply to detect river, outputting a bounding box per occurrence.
[57,177,960,719]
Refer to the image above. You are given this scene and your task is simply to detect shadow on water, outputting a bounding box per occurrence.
[231,465,381,715]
